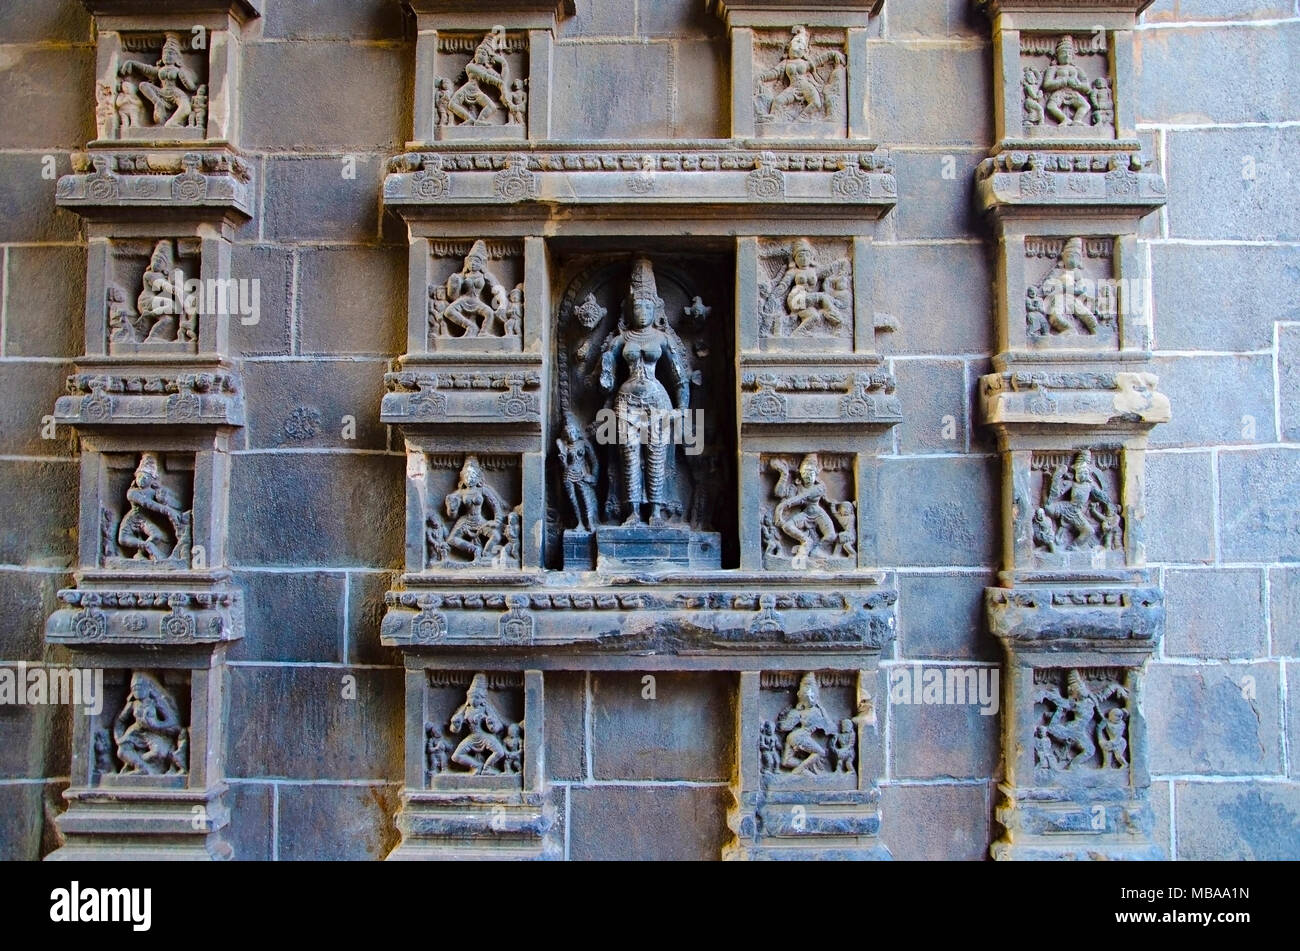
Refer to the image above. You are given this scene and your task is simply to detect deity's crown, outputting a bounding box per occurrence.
[1062,236,1084,258]
[1055,35,1076,61]
[161,32,185,58]
[467,240,488,264]
[135,452,161,480]
[148,239,175,272]
[628,256,659,301]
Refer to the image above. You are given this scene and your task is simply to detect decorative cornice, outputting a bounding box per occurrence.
[57,150,254,218]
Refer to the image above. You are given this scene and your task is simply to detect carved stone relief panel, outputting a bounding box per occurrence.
[433,26,528,141]
[1031,667,1133,779]
[98,452,195,570]
[423,671,525,789]
[427,239,524,351]
[548,252,736,570]
[1023,236,1118,349]
[758,671,864,788]
[757,238,853,351]
[760,453,857,570]
[1024,448,1125,570]
[105,237,202,355]
[89,669,192,785]
[1019,33,1115,140]
[753,26,848,138]
[416,452,523,571]
[97,32,209,142]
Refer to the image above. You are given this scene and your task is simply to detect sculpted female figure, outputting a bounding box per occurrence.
[118,453,190,561]
[119,33,199,128]
[113,672,185,775]
[444,455,507,561]
[757,25,845,120]
[596,257,695,527]
[778,672,836,774]
[448,673,508,774]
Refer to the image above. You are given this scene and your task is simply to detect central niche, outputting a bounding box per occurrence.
[548,251,736,571]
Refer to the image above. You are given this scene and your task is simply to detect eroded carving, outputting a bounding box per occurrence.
[429,240,522,341]
[426,673,524,777]
[1030,449,1123,559]
[1033,668,1130,772]
[754,26,846,131]
[436,26,526,131]
[760,672,860,782]
[1025,237,1117,342]
[112,672,188,776]
[1020,35,1114,136]
[101,32,208,139]
[763,453,856,569]
[108,239,198,349]
[423,454,522,569]
[759,239,852,344]
[103,453,193,567]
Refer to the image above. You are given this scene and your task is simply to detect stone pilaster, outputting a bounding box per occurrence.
[975,0,1170,860]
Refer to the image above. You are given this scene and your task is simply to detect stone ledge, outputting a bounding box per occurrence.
[986,584,1162,651]
[980,369,1170,430]
[47,584,244,645]
[741,364,901,428]
[976,150,1165,214]
[382,364,542,428]
[57,149,254,219]
[54,366,244,429]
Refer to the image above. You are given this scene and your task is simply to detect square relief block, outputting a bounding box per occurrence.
[96,31,212,144]
[758,671,868,791]
[757,238,853,352]
[1020,236,1129,353]
[1029,666,1136,782]
[413,451,523,572]
[426,239,523,353]
[422,671,525,791]
[1019,447,1129,572]
[86,668,194,789]
[98,451,196,570]
[104,237,202,355]
[432,27,529,142]
[548,252,736,570]
[1019,33,1115,141]
[759,452,857,571]
[753,26,848,139]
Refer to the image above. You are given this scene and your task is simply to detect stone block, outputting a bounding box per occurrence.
[1164,568,1267,659]
[896,571,999,661]
[0,692,69,780]
[346,570,402,666]
[4,245,85,358]
[1291,663,1300,779]
[889,688,1000,780]
[590,671,734,782]
[0,568,68,662]
[886,0,982,38]
[0,781,63,861]
[1144,451,1214,564]
[551,43,671,140]
[0,154,81,243]
[0,0,89,43]
[0,46,94,149]
[276,782,401,860]
[263,155,384,243]
[226,781,274,861]
[890,149,985,240]
[544,670,587,782]
[1174,781,1300,860]
[0,460,76,567]
[1149,354,1275,449]
[868,45,991,146]
[242,43,410,150]
[229,244,294,357]
[568,784,731,860]
[1270,567,1300,657]
[262,0,405,40]
[241,359,389,450]
[0,361,74,457]
[878,456,999,567]
[296,247,406,355]
[227,453,405,568]
[674,39,730,139]
[1167,127,1300,241]
[1281,323,1300,442]
[881,782,989,860]
[227,664,404,780]
[638,0,714,37]
[1138,24,1300,126]
[893,358,968,455]
[229,570,346,663]
[1152,244,1299,353]
[557,0,636,37]
[1146,662,1281,776]
[876,243,992,356]
[1143,0,1295,23]
[1218,448,1300,563]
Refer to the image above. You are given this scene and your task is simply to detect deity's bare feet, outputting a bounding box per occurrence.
[622,510,643,527]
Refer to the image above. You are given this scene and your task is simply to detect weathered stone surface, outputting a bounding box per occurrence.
[229,570,346,662]
[1218,448,1300,563]
[297,247,406,355]
[0,362,74,457]
[1164,569,1267,659]
[637,0,714,37]
[226,782,274,861]
[876,244,992,355]
[262,0,404,40]
[878,457,999,567]
[277,782,401,860]
[551,43,672,140]
[0,154,82,243]
[869,45,992,146]
[1146,663,1282,776]
[242,359,388,450]
[881,782,989,860]
[569,784,732,860]
[0,46,94,149]
[590,672,735,782]
[890,688,1000,780]
[228,665,404,780]
[264,156,384,243]
[1152,244,1300,353]
[1271,567,1300,657]
[346,570,402,666]
[4,246,85,358]
[1167,126,1300,241]
[0,569,68,662]
[0,0,88,43]
[890,149,985,240]
[0,461,77,566]
[229,245,295,357]
[1281,323,1300,442]
[897,571,999,661]
[0,694,69,780]
[1144,0,1294,23]
[243,44,410,150]
[0,781,64,861]
[1174,781,1300,860]
[894,358,969,455]
[228,453,404,567]
[1144,451,1215,564]
[1150,354,1275,449]
[544,671,587,783]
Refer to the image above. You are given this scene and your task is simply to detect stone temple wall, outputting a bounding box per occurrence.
[0,0,1296,861]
